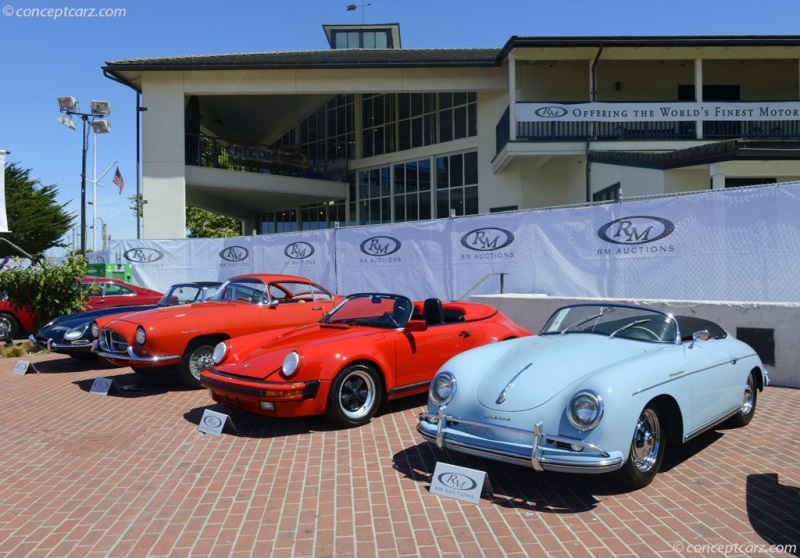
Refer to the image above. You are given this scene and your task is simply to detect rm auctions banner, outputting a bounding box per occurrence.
[516,101,800,122]
[99,182,800,303]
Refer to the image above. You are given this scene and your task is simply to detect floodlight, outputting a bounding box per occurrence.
[346,4,356,10]
[57,96,78,112]
[90,120,111,134]
[90,100,111,115]
[57,115,77,130]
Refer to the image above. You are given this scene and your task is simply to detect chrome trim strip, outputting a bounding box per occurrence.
[94,346,182,364]
[684,403,741,442]
[632,353,761,396]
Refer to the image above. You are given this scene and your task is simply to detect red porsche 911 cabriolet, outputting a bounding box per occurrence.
[200,293,531,427]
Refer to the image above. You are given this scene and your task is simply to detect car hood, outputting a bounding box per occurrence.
[220,323,387,380]
[109,301,247,326]
[39,304,159,335]
[475,334,658,412]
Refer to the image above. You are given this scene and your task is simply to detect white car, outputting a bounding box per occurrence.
[418,303,768,488]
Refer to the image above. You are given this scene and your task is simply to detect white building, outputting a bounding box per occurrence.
[103,26,800,239]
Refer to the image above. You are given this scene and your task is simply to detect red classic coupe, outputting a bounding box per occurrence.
[94,274,342,389]
[0,276,162,340]
[200,293,531,427]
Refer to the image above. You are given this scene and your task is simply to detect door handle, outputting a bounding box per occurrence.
[459,331,471,338]
[313,306,323,311]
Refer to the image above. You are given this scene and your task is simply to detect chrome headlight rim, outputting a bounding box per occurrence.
[430,372,457,406]
[90,321,99,338]
[212,341,228,365]
[282,350,301,377]
[567,389,604,431]
[63,324,88,341]
[134,326,146,346]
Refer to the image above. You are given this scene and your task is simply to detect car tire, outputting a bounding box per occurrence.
[726,370,757,427]
[177,339,217,389]
[325,364,383,428]
[614,402,665,489]
[0,312,20,341]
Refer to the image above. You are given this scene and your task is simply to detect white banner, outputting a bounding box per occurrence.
[0,151,9,233]
[100,182,800,304]
[516,101,800,122]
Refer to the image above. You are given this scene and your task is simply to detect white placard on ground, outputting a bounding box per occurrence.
[90,377,116,395]
[429,462,493,504]
[13,360,35,375]
[198,409,238,436]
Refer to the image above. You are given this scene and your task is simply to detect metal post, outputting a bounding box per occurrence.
[80,114,88,256]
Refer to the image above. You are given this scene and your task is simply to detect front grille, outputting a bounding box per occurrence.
[99,329,129,353]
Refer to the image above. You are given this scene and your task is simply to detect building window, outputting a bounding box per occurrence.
[436,151,478,218]
[259,209,298,234]
[333,30,392,49]
[358,168,391,225]
[393,159,432,222]
[438,92,477,143]
[362,94,396,158]
[398,93,436,151]
[593,183,621,202]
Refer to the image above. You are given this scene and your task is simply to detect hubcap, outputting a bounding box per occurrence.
[190,347,214,378]
[741,373,755,414]
[339,370,376,420]
[631,408,661,473]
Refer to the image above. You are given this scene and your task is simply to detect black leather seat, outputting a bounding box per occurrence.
[423,298,444,326]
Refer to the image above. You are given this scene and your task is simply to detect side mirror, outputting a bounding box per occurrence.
[405,319,427,333]
[689,329,710,348]
[267,298,280,308]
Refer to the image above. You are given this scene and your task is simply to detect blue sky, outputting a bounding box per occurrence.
[2,0,799,255]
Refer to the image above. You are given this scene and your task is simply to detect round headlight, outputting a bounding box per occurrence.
[567,390,604,431]
[135,326,146,345]
[64,325,88,341]
[212,341,228,365]
[90,321,99,338]
[430,372,457,406]
[282,351,301,377]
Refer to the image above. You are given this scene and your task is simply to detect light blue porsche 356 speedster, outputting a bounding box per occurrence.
[418,303,768,489]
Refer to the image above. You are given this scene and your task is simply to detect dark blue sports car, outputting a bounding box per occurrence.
[31,282,221,360]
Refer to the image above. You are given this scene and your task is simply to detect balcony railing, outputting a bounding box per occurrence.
[496,106,800,153]
[185,134,349,182]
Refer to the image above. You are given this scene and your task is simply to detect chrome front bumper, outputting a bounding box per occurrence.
[418,406,623,474]
[93,342,181,365]
[30,334,94,353]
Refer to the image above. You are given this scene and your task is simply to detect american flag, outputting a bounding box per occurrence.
[112,167,124,194]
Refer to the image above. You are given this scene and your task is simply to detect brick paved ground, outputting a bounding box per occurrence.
[0,351,797,558]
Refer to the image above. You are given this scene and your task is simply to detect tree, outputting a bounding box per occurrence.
[0,256,99,329]
[3,162,74,256]
[186,207,241,238]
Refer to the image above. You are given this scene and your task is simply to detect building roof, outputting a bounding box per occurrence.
[104,47,502,71]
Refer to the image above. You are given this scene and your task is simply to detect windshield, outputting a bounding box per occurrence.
[321,293,413,329]
[541,304,677,344]
[159,283,221,306]
[211,278,269,304]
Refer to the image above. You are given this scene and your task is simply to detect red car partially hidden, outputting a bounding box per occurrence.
[0,277,162,340]
[200,293,531,427]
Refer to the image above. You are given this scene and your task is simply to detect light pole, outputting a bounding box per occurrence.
[57,97,111,256]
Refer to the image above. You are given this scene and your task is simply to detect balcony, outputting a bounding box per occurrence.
[495,106,800,154]
[185,134,349,182]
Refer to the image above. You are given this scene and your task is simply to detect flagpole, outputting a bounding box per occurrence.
[92,130,97,251]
